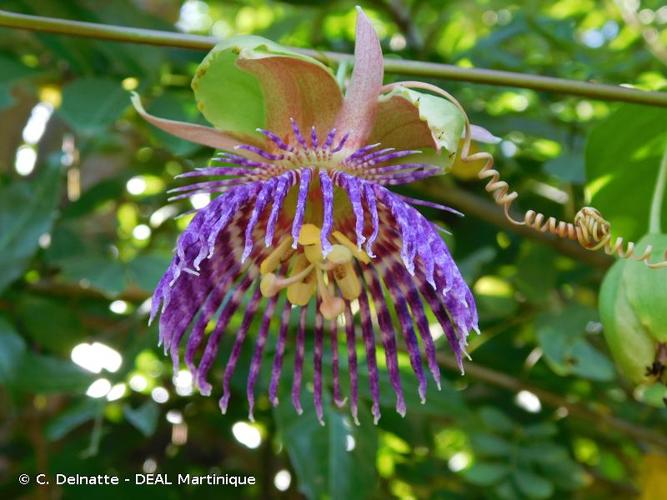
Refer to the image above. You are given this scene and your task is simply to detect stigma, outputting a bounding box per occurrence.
[259,224,368,319]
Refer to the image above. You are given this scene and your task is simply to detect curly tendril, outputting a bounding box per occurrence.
[381,81,667,270]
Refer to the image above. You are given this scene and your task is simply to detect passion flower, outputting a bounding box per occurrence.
[133,8,495,423]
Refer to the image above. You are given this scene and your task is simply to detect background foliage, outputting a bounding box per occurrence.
[1,0,667,498]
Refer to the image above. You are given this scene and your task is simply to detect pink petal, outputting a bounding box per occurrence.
[469,124,501,144]
[131,92,262,151]
[237,55,342,143]
[334,7,384,148]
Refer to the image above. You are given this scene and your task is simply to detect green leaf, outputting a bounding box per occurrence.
[537,305,614,381]
[13,352,93,394]
[585,104,667,241]
[274,394,378,500]
[479,407,514,433]
[462,463,510,486]
[127,254,171,291]
[58,256,127,296]
[59,78,128,135]
[0,164,61,293]
[124,401,160,437]
[47,398,103,441]
[513,243,557,303]
[470,432,513,457]
[0,316,26,383]
[17,297,83,354]
[513,470,554,499]
[144,91,202,155]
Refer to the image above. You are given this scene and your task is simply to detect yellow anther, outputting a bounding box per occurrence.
[260,237,292,275]
[260,273,280,297]
[287,280,317,306]
[333,262,362,301]
[298,224,321,246]
[327,244,353,265]
[333,231,370,264]
[287,254,316,305]
[320,296,345,320]
[304,242,324,265]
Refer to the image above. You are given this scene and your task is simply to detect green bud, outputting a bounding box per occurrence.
[622,234,667,343]
[599,260,656,384]
[598,234,667,391]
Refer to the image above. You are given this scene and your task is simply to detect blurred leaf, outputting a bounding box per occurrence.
[0,164,62,293]
[127,254,171,291]
[47,398,103,441]
[463,463,509,486]
[59,78,128,135]
[59,256,127,296]
[585,104,667,241]
[537,305,614,381]
[144,91,203,155]
[513,469,554,499]
[124,401,159,437]
[0,316,26,383]
[17,297,83,354]
[470,432,512,457]
[13,352,92,393]
[479,407,514,434]
[543,150,585,184]
[514,243,557,303]
[274,395,378,500]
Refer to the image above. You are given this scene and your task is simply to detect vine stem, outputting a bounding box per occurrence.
[2,9,667,107]
[649,144,667,233]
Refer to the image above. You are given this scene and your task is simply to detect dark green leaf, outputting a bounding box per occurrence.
[462,463,510,486]
[124,401,160,437]
[59,78,128,135]
[0,316,26,383]
[513,470,554,499]
[274,394,378,500]
[0,164,62,293]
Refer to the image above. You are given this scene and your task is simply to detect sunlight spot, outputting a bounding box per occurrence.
[126,176,147,195]
[151,387,170,404]
[129,374,148,392]
[389,33,406,51]
[22,103,53,144]
[15,145,37,176]
[515,390,542,413]
[500,140,517,158]
[86,378,111,398]
[176,0,212,32]
[106,383,127,401]
[232,421,262,449]
[133,224,152,240]
[166,410,183,424]
[38,233,51,249]
[448,451,471,472]
[345,434,356,452]
[150,205,179,227]
[142,458,157,473]
[173,369,194,396]
[274,470,291,491]
[190,192,211,209]
[110,300,128,314]
[429,322,444,341]
[71,342,122,373]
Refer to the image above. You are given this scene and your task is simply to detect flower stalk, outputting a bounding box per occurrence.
[2,8,667,107]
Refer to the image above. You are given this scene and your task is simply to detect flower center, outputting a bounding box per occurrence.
[258,223,369,319]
